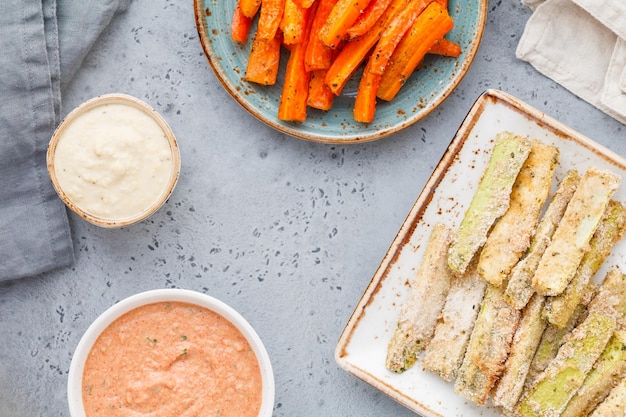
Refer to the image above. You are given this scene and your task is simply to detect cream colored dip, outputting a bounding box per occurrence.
[82,301,263,417]
[53,102,173,221]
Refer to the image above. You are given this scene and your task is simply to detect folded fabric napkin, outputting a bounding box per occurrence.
[517,0,626,125]
[0,0,130,282]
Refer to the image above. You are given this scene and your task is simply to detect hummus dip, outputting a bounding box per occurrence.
[81,301,263,417]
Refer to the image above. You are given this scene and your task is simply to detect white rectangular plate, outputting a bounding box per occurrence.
[335,89,626,417]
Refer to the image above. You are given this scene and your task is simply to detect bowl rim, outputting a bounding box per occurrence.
[67,288,275,417]
[47,93,182,228]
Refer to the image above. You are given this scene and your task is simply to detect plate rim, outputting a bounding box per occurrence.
[193,0,488,144]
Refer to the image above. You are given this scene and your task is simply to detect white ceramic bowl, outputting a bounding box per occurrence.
[68,289,275,417]
[47,93,181,228]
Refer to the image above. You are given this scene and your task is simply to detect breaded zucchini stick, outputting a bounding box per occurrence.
[504,170,580,310]
[421,258,487,381]
[454,284,521,405]
[543,200,626,328]
[561,329,626,417]
[448,132,532,276]
[589,375,626,417]
[385,223,453,373]
[492,293,547,411]
[587,266,626,318]
[477,140,559,287]
[523,289,594,392]
[517,308,617,417]
[533,167,621,296]
[518,268,626,417]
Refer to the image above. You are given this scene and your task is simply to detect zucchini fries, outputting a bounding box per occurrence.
[504,170,580,310]
[448,132,531,276]
[532,167,620,297]
[477,140,558,287]
[422,257,487,382]
[385,131,626,417]
[454,284,521,405]
[385,223,453,373]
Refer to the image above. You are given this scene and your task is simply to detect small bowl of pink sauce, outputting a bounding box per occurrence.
[68,289,274,417]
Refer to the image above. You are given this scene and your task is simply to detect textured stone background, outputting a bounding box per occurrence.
[1,0,624,416]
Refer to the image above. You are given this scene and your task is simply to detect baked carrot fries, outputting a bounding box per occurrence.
[230,0,460,123]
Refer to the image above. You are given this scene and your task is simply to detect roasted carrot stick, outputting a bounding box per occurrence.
[292,0,317,7]
[425,0,458,57]
[305,0,337,71]
[239,0,262,18]
[318,0,373,49]
[257,0,286,40]
[307,69,335,110]
[377,1,453,101]
[324,0,410,95]
[245,30,283,85]
[429,38,461,57]
[232,3,254,44]
[368,0,431,75]
[278,11,314,121]
[347,0,393,40]
[280,0,311,45]
[353,59,382,123]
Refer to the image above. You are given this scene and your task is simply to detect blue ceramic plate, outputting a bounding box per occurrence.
[194,0,487,143]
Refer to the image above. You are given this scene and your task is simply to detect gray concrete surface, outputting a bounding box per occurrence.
[1,0,624,416]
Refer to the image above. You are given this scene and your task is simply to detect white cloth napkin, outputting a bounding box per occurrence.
[517,0,626,125]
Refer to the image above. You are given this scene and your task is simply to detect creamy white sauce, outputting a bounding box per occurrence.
[53,103,173,221]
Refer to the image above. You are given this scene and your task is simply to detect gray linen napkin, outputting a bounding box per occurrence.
[0,0,130,282]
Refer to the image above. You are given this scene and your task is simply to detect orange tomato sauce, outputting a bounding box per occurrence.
[81,301,262,417]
